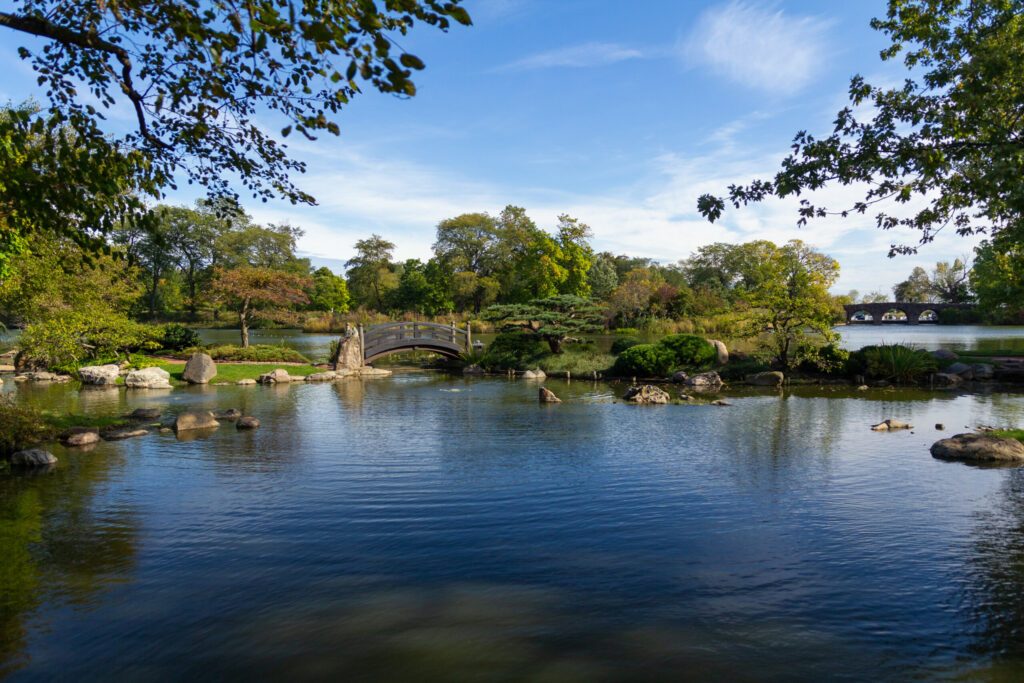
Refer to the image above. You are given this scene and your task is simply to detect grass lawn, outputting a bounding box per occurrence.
[154,362,321,384]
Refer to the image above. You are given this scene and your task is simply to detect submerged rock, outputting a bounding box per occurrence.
[237,379,257,385]
[871,419,913,431]
[127,408,162,420]
[711,399,732,406]
[102,428,149,441]
[933,373,963,388]
[236,416,260,429]
[78,364,121,385]
[304,371,337,382]
[539,387,562,403]
[182,352,217,384]
[623,385,670,404]
[125,367,172,389]
[62,430,100,447]
[10,449,57,467]
[358,367,392,377]
[746,371,784,387]
[931,433,1024,464]
[462,364,485,376]
[214,408,243,420]
[173,411,219,432]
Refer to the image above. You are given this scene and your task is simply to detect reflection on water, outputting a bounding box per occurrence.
[3,376,1024,679]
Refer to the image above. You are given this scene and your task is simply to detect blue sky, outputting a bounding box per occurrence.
[0,0,980,295]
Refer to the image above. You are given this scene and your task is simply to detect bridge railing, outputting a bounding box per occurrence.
[361,321,470,359]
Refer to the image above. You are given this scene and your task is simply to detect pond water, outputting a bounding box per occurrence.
[4,374,1024,680]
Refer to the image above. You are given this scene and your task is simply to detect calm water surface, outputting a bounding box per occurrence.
[3,374,1024,680]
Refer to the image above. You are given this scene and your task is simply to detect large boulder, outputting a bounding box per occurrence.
[539,386,562,403]
[78,364,121,385]
[182,352,217,384]
[685,371,723,389]
[931,433,1024,464]
[622,385,670,404]
[746,371,784,387]
[257,369,292,384]
[334,332,363,370]
[173,411,219,432]
[708,339,729,365]
[125,367,172,389]
[10,449,57,467]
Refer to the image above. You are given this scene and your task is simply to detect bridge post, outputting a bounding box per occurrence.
[450,321,456,343]
[466,322,472,351]
[358,324,365,355]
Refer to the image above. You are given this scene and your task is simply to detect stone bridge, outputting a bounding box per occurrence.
[334,321,473,368]
[843,302,976,324]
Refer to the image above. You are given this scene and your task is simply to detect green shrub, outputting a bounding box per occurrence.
[537,349,615,375]
[610,337,642,355]
[612,327,640,336]
[799,343,851,376]
[612,343,675,377]
[479,332,544,371]
[160,324,201,351]
[172,344,309,363]
[18,311,160,370]
[658,334,717,367]
[0,398,53,458]
[857,344,937,383]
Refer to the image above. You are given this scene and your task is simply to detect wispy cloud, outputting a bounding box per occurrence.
[684,1,833,95]
[496,42,645,71]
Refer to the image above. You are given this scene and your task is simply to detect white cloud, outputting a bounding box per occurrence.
[684,1,833,95]
[496,42,645,71]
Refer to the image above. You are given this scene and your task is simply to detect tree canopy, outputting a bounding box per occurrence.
[697,0,1024,255]
[483,295,604,354]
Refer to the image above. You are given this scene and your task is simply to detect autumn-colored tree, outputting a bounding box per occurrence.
[212,267,311,347]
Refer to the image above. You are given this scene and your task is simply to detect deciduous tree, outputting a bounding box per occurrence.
[212,267,310,347]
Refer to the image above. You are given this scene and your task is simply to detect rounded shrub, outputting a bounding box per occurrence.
[610,337,642,355]
[480,332,544,371]
[160,323,201,351]
[612,343,675,377]
[658,334,716,367]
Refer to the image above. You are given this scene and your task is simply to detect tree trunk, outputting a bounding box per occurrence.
[186,263,198,320]
[547,337,563,354]
[239,299,250,348]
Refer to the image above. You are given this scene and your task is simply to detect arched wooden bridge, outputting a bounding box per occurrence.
[360,321,472,363]
[843,302,976,324]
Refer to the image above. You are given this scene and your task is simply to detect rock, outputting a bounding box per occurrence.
[213,408,242,420]
[946,362,972,375]
[236,379,257,385]
[257,369,292,384]
[463,364,485,375]
[936,423,945,430]
[708,339,729,365]
[931,433,1024,464]
[13,375,28,382]
[358,367,392,377]
[102,428,149,441]
[746,371,784,387]
[521,369,546,380]
[972,363,995,380]
[127,408,162,420]
[0,364,13,373]
[125,367,172,389]
[334,332,363,370]
[173,411,219,432]
[236,416,260,429]
[78,364,121,385]
[671,371,689,384]
[63,431,100,447]
[933,372,963,387]
[711,399,732,406]
[539,387,562,403]
[305,371,338,382]
[932,349,959,361]
[678,393,693,401]
[10,449,57,467]
[622,385,670,404]
[685,371,723,389]
[857,385,869,391]
[871,419,913,431]
[182,352,217,384]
